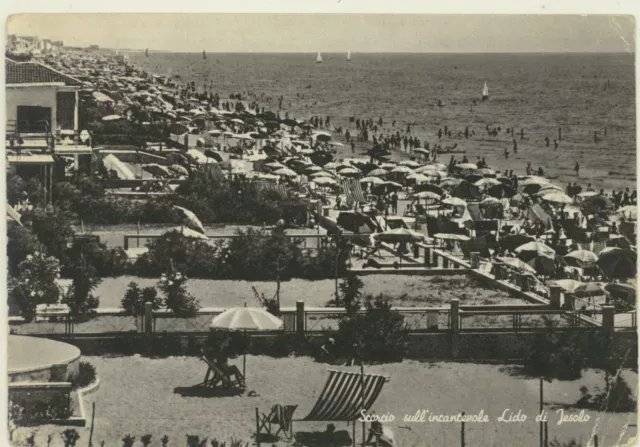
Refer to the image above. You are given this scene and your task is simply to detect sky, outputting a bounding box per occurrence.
[5,14,637,53]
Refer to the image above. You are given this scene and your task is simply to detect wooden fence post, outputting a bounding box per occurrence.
[451,299,460,358]
[549,286,562,309]
[460,411,465,447]
[424,247,432,267]
[296,301,305,334]
[144,302,153,355]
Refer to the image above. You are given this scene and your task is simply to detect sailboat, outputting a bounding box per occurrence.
[203,50,206,60]
[316,52,323,64]
[482,81,489,101]
[145,48,149,57]
[347,50,351,62]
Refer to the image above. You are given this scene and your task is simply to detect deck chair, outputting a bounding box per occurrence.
[257,404,298,440]
[256,369,389,446]
[198,353,246,390]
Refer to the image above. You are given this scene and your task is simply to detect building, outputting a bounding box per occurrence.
[6,58,92,201]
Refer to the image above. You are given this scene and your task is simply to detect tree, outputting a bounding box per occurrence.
[158,270,200,316]
[24,207,74,264]
[121,282,162,316]
[7,222,39,277]
[336,294,409,363]
[261,224,294,310]
[327,272,364,317]
[61,252,101,319]
[11,253,61,321]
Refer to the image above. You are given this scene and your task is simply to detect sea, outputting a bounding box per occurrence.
[127,52,636,191]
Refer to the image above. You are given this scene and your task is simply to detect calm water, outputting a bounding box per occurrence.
[129,52,636,189]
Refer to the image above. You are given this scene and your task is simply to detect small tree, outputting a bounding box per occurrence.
[61,429,80,447]
[62,252,101,319]
[336,294,409,363]
[327,272,364,316]
[7,222,39,277]
[158,270,200,316]
[11,253,61,321]
[121,282,162,316]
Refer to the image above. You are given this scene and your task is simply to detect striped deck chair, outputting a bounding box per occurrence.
[198,351,246,391]
[256,369,389,445]
[341,178,367,205]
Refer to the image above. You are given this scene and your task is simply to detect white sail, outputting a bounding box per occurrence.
[482,82,489,98]
[347,50,351,61]
[316,52,323,63]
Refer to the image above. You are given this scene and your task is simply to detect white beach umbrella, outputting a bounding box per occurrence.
[442,197,468,207]
[360,176,385,185]
[274,167,298,177]
[173,205,206,234]
[541,192,573,204]
[314,177,338,186]
[475,178,502,187]
[391,166,413,174]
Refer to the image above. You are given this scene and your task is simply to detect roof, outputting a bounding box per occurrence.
[6,58,83,87]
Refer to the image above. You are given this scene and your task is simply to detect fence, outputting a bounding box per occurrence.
[9,300,633,339]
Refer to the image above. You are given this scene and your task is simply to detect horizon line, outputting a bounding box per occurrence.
[104,49,635,54]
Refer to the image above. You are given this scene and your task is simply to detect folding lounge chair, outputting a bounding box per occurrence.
[256,369,389,446]
[256,404,298,440]
[199,352,246,390]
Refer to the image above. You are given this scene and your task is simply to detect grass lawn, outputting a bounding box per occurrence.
[13,356,637,447]
[84,274,521,309]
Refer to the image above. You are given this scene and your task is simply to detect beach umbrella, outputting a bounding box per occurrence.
[368,168,388,177]
[314,131,332,141]
[577,191,600,199]
[142,163,171,177]
[360,176,385,185]
[305,165,323,173]
[374,228,425,243]
[536,184,563,194]
[338,167,361,176]
[274,167,298,177]
[230,118,244,125]
[414,165,439,174]
[391,166,413,174]
[314,177,338,186]
[480,197,501,206]
[310,171,334,178]
[515,241,555,261]
[497,256,537,275]
[415,183,445,197]
[163,226,209,240]
[412,191,441,201]
[329,142,345,147]
[476,168,496,177]
[169,164,189,176]
[256,173,279,181]
[616,205,637,220]
[454,163,478,170]
[173,205,206,235]
[565,250,598,265]
[540,192,573,205]
[440,178,463,188]
[573,282,607,298]
[210,306,283,383]
[442,197,467,207]
[413,148,430,155]
[519,176,550,186]
[399,160,421,168]
[597,248,637,279]
[379,163,397,170]
[265,161,285,169]
[475,178,501,187]
[552,279,583,293]
[406,173,431,184]
[101,114,122,121]
[434,233,471,241]
[323,162,339,171]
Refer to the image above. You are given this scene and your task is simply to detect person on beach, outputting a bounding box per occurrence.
[554,140,559,150]
[364,421,396,447]
[513,139,518,154]
[504,148,509,160]
[391,192,398,215]
[574,162,580,178]
[545,136,550,147]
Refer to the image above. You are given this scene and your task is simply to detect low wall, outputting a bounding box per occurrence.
[44,330,637,365]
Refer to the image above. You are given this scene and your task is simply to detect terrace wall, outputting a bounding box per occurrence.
[35,330,637,366]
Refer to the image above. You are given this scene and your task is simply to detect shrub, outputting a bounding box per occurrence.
[62,429,80,447]
[158,271,200,316]
[327,272,363,316]
[72,361,97,390]
[121,282,162,316]
[252,287,280,317]
[11,254,61,321]
[63,239,129,278]
[61,252,101,319]
[523,323,588,380]
[23,207,75,264]
[576,372,637,413]
[336,294,409,363]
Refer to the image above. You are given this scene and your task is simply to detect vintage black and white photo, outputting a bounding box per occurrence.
[4,11,638,447]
